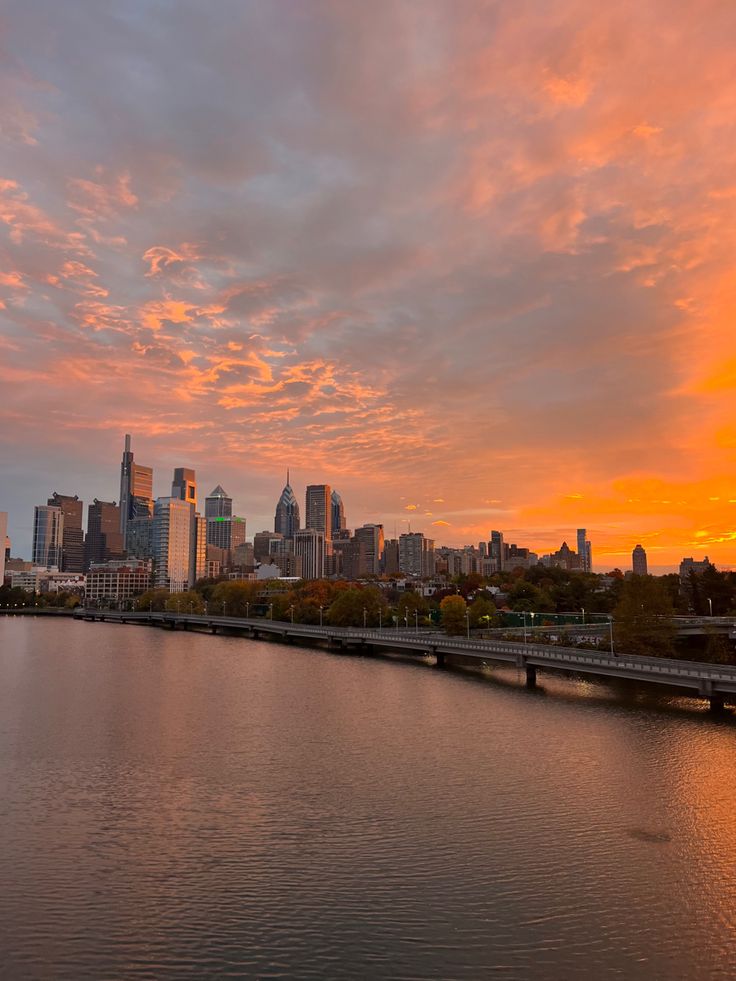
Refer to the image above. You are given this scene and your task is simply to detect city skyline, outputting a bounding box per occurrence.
[2,3,736,572]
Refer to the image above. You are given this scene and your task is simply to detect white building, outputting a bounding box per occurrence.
[152,497,194,592]
[294,528,325,580]
[87,559,153,604]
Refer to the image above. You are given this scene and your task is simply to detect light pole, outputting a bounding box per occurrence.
[609,615,615,656]
[404,611,408,630]
[379,608,382,629]
[319,604,324,626]
[522,611,528,644]
[189,601,193,615]
[269,603,273,620]
[414,610,419,631]
[581,607,585,625]
[246,601,250,618]
[363,607,367,628]
[707,597,713,617]
[204,600,208,615]
[289,604,294,624]
[465,610,470,639]
[222,600,226,617]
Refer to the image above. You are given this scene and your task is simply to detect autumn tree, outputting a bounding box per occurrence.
[613,575,676,658]
[440,595,467,635]
[165,590,205,614]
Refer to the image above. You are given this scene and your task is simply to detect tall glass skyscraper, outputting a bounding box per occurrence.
[32,505,64,569]
[274,472,300,539]
[331,490,346,538]
[119,434,153,547]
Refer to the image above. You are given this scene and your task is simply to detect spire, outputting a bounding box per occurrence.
[287,467,290,487]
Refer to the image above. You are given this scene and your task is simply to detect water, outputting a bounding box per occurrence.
[1,618,735,980]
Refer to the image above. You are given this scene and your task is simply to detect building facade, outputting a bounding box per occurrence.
[152,497,194,592]
[632,544,648,576]
[87,559,153,604]
[32,505,64,570]
[294,527,325,580]
[305,484,331,540]
[48,492,84,572]
[331,490,346,538]
[274,472,300,539]
[119,434,153,548]
[85,499,123,568]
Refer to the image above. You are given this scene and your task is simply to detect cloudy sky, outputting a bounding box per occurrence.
[2,0,736,570]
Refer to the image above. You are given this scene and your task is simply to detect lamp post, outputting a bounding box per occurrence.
[707,597,713,617]
[269,603,273,620]
[581,607,585,625]
[378,608,382,629]
[404,611,408,630]
[522,611,528,644]
[363,607,367,628]
[189,601,193,615]
[246,601,250,618]
[289,604,294,624]
[414,610,419,631]
[465,609,470,639]
[319,604,324,626]
[222,600,226,617]
[609,615,615,656]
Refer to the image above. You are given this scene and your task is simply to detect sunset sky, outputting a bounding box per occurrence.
[2,1,736,571]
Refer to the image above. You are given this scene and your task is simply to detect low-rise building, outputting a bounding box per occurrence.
[86,559,152,604]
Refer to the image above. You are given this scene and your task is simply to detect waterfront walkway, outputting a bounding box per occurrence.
[76,609,736,709]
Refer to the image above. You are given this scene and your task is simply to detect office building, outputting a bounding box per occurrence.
[172,467,197,509]
[205,486,245,553]
[399,532,434,577]
[331,490,346,538]
[490,530,504,571]
[632,544,648,576]
[126,514,153,559]
[85,500,124,568]
[305,484,331,540]
[152,497,194,592]
[205,485,232,520]
[274,472,300,539]
[382,538,400,575]
[87,559,153,605]
[254,530,284,562]
[294,528,325,580]
[0,511,6,584]
[48,492,84,572]
[354,523,384,576]
[577,528,592,573]
[32,504,64,570]
[119,434,153,547]
[679,556,712,580]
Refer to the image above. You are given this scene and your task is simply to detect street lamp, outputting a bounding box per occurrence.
[319,604,324,626]
[246,601,250,618]
[222,600,226,617]
[465,610,470,639]
[404,611,409,630]
[609,614,615,656]
[378,608,382,629]
[414,610,419,631]
[189,601,193,615]
[581,607,585,625]
[707,597,713,617]
[289,604,295,624]
[522,611,528,644]
[269,603,273,620]
[363,607,367,628]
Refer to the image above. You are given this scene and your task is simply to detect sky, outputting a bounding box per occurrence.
[2,0,736,572]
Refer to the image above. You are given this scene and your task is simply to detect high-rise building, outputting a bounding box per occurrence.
[32,505,64,570]
[294,528,325,580]
[331,490,346,538]
[490,530,504,571]
[305,484,331,539]
[47,493,84,572]
[152,497,194,592]
[0,511,7,584]
[254,530,284,562]
[381,538,400,575]
[577,528,592,572]
[275,471,300,539]
[85,500,124,568]
[119,434,153,546]
[354,524,384,576]
[632,544,648,576]
[172,467,197,510]
[205,485,232,520]
[399,532,435,577]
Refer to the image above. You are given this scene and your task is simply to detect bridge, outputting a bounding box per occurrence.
[76,609,736,710]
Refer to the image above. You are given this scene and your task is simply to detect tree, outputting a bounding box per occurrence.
[327,586,386,627]
[165,590,204,614]
[137,588,170,611]
[614,575,676,658]
[507,581,554,613]
[397,591,429,625]
[209,580,259,616]
[469,595,498,628]
[440,595,467,635]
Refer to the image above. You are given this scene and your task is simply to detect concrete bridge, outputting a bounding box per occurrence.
[76,609,736,710]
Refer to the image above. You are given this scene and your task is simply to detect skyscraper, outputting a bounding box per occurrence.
[204,486,245,554]
[205,485,232,520]
[275,472,300,539]
[48,492,84,572]
[294,528,325,580]
[354,523,384,576]
[490,530,504,571]
[305,484,331,540]
[152,497,194,592]
[331,490,346,538]
[632,544,648,575]
[399,532,434,577]
[577,528,592,572]
[119,434,153,546]
[172,467,197,509]
[32,504,64,569]
[85,500,124,568]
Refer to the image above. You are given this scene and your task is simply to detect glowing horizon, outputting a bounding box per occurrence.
[2,1,736,572]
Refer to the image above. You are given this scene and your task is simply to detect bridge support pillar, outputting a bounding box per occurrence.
[435,651,446,669]
[709,695,726,713]
[211,625,217,634]
[525,665,537,689]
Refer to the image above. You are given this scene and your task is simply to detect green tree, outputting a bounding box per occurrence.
[397,591,429,625]
[469,595,498,628]
[327,586,386,627]
[137,588,170,611]
[507,581,555,613]
[440,595,467,635]
[614,575,676,658]
[165,590,205,614]
[209,580,259,616]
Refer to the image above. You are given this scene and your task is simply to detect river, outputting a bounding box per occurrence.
[1,617,735,979]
